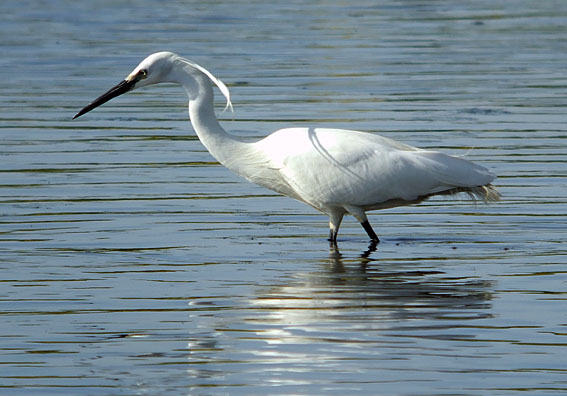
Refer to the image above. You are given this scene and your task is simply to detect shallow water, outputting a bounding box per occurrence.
[1,0,566,395]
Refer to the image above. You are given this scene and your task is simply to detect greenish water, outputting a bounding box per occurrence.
[1,1,566,395]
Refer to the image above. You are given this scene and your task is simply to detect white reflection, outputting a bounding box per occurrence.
[185,245,493,388]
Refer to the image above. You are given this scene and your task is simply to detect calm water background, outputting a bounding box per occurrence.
[1,0,566,395]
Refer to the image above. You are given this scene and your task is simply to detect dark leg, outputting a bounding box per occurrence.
[328,229,337,243]
[361,220,380,243]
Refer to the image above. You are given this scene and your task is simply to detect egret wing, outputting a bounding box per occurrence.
[258,127,495,208]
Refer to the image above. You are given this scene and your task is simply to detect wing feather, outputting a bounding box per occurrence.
[254,127,496,208]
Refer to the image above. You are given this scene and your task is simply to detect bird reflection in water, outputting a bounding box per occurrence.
[250,245,493,338]
[185,246,493,385]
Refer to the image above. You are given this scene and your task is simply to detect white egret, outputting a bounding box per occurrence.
[74,52,500,244]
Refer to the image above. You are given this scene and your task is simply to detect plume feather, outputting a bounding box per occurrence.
[180,59,233,113]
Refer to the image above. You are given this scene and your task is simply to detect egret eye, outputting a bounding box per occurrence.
[139,69,148,79]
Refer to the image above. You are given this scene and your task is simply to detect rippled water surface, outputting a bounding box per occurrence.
[1,0,566,395]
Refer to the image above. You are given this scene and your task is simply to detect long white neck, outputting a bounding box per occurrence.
[181,71,254,177]
[170,61,293,200]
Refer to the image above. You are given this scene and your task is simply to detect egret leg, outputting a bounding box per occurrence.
[343,205,381,243]
[329,229,337,242]
[328,236,339,249]
[328,210,344,242]
[361,220,380,243]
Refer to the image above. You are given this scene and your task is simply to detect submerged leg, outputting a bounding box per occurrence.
[343,205,380,243]
[329,228,337,243]
[361,220,380,243]
[328,210,345,242]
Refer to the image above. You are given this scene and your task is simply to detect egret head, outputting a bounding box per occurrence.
[73,51,231,119]
[125,51,177,88]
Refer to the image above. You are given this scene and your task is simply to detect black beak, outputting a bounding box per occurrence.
[73,78,137,119]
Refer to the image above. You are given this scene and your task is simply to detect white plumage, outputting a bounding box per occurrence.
[74,52,500,244]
